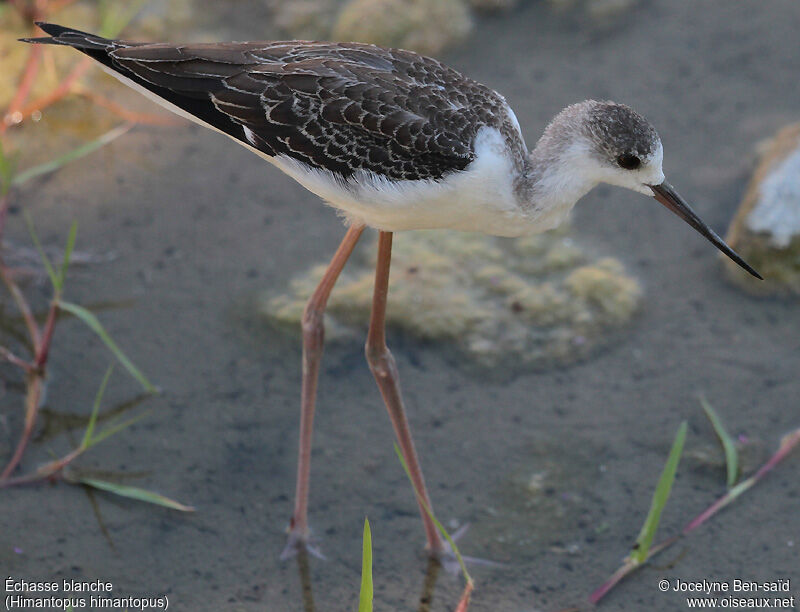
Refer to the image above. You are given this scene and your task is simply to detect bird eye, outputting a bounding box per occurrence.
[616,153,641,170]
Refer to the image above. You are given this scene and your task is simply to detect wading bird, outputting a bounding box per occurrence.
[23,22,760,562]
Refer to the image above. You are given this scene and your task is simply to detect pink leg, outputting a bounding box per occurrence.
[365,231,445,556]
[283,224,365,558]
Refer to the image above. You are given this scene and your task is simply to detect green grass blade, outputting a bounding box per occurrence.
[86,410,151,449]
[0,138,18,196]
[24,212,59,289]
[57,300,156,392]
[12,124,133,187]
[81,365,114,450]
[394,443,472,584]
[76,477,194,511]
[358,518,373,612]
[701,397,739,488]
[58,221,78,292]
[99,0,149,37]
[630,421,687,564]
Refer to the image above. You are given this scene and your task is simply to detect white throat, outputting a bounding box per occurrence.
[523,139,599,231]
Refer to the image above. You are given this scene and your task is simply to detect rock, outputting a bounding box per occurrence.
[725,122,800,296]
[261,227,642,372]
[332,0,473,55]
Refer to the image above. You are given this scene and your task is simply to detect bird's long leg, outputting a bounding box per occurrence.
[365,231,445,556]
[284,224,365,558]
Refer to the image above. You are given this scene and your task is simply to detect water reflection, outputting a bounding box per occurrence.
[417,558,443,612]
[293,553,446,612]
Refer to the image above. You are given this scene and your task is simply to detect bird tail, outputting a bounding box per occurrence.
[19,22,114,50]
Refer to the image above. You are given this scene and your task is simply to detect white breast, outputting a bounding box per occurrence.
[271,127,539,237]
[101,65,551,237]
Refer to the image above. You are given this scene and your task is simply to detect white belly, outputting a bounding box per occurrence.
[270,127,538,237]
[100,66,550,237]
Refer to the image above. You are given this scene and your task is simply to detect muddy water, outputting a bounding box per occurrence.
[2,1,799,610]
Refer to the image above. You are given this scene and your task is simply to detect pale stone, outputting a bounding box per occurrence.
[725,123,800,296]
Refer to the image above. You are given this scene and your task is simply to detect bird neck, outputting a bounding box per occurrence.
[519,137,599,225]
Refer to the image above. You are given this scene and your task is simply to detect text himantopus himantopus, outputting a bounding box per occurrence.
[23,22,761,561]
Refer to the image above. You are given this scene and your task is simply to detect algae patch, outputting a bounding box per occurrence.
[333,0,472,56]
[261,227,642,370]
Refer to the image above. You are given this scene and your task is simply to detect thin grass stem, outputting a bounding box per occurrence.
[589,427,800,605]
[0,372,45,480]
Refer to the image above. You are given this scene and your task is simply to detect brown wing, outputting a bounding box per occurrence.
[28,23,525,181]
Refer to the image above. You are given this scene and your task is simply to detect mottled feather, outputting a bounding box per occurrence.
[28,23,526,182]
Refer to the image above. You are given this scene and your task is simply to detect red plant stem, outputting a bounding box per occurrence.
[7,0,27,16]
[589,428,800,606]
[35,299,59,367]
[588,535,679,604]
[0,302,60,478]
[0,262,41,352]
[7,0,38,22]
[0,371,44,480]
[1,26,44,132]
[14,57,93,125]
[682,486,749,535]
[454,581,473,612]
[588,562,633,606]
[682,428,800,534]
[0,470,47,487]
[0,269,61,481]
[0,445,82,487]
[0,346,35,372]
[47,0,79,13]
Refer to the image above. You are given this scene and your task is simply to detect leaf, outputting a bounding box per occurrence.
[76,477,194,511]
[24,211,59,290]
[57,300,156,392]
[700,398,740,488]
[630,421,687,564]
[12,123,133,187]
[86,409,150,449]
[58,222,78,292]
[81,365,114,450]
[591,426,800,605]
[0,138,18,196]
[358,518,373,612]
[394,443,472,585]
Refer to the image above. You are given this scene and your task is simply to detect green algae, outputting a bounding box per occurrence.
[262,227,643,370]
[333,0,472,55]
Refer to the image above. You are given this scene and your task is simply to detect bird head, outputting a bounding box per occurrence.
[539,100,761,279]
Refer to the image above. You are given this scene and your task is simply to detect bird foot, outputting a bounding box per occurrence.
[280,526,326,561]
[426,524,504,575]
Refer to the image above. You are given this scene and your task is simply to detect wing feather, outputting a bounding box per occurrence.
[27,24,527,181]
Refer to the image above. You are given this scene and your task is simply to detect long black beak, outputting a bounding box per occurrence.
[650,181,762,280]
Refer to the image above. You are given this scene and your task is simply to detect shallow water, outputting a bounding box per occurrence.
[2,1,800,611]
